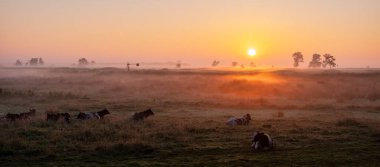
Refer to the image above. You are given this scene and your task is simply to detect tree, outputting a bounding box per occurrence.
[250,62,256,68]
[211,60,220,67]
[176,61,181,68]
[232,61,238,67]
[309,54,322,68]
[38,58,44,65]
[78,58,89,66]
[27,58,44,66]
[15,60,23,66]
[322,54,336,69]
[292,52,304,67]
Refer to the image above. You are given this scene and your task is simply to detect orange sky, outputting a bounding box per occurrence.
[0,0,379,67]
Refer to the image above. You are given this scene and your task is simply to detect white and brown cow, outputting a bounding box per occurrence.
[251,132,273,151]
[226,114,252,125]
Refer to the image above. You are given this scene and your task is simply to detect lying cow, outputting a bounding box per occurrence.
[132,108,154,121]
[226,114,251,125]
[77,108,110,120]
[251,132,273,151]
[47,113,71,123]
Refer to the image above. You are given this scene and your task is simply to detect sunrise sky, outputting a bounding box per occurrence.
[0,0,379,67]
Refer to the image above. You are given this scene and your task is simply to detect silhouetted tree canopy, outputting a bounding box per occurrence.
[27,58,44,66]
[78,58,89,66]
[309,54,322,68]
[232,62,238,67]
[38,58,44,65]
[292,52,304,67]
[212,60,220,67]
[15,60,22,66]
[322,54,336,69]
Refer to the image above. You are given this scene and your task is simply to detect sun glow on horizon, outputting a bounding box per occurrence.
[248,48,257,57]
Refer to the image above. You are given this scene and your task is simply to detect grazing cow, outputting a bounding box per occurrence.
[5,113,21,121]
[132,108,154,121]
[251,132,273,151]
[46,113,71,123]
[77,108,110,120]
[226,114,252,125]
[5,109,37,121]
[20,109,36,119]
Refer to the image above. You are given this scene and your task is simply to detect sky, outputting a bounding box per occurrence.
[0,0,379,68]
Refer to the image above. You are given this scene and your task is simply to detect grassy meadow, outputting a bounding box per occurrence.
[0,67,380,166]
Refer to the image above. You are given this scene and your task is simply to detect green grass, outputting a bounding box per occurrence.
[0,67,380,166]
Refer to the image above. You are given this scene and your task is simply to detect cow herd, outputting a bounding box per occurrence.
[1,108,154,123]
[1,108,273,151]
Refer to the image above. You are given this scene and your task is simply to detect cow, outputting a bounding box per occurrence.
[226,114,251,125]
[20,109,36,119]
[5,109,36,121]
[132,108,154,121]
[47,113,71,123]
[77,108,110,120]
[251,132,273,151]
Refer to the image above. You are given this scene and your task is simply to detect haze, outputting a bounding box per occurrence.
[0,0,379,67]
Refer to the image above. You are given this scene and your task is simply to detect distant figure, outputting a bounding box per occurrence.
[126,62,140,71]
[47,112,71,123]
[132,108,154,121]
[77,108,110,120]
[226,114,251,125]
[251,132,273,151]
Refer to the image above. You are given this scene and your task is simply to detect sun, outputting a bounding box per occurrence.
[248,48,256,57]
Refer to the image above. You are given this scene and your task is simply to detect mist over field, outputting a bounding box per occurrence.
[0,67,380,166]
[1,0,380,166]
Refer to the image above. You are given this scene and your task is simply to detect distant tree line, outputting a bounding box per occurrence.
[210,60,257,68]
[78,58,96,66]
[14,58,45,66]
[292,52,337,69]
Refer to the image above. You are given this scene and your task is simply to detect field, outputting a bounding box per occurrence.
[0,67,380,166]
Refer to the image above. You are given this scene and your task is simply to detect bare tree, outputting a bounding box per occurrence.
[78,58,89,66]
[322,54,336,69]
[232,61,238,67]
[309,54,322,68]
[292,52,304,67]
